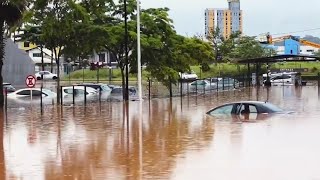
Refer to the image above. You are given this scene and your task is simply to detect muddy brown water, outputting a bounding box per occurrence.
[1,86,320,180]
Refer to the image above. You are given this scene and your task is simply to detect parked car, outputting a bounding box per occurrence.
[3,83,16,93]
[179,71,198,81]
[35,71,58,80]
[62,86,97,97]
[110,86,137,95]
[108,86,140,101]
[189,79,217,91]
[270,74,293,85]
[75,83,112,92]
[206,77,222,83]
[8,88,56,98]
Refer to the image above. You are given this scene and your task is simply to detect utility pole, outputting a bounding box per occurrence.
[124,0,129,101]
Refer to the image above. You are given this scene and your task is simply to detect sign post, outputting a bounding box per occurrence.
[26,75,36,102]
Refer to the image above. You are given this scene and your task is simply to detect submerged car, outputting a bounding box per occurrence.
[62,86,97,97]
[8,88,56,98]
[3,83,16,93]
[75,83,112,92]
[206,101,287,118]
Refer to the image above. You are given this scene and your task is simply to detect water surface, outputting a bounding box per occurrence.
[2,86,320,180]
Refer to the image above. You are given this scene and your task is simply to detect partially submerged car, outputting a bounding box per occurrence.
[62,86,97,97]
[3,83,16,94]
[75,83,112,92]
[206,101,289,120]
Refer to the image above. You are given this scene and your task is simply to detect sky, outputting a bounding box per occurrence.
[140,0,320,38]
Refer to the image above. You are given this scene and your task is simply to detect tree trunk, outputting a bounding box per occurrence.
[0,21,5,108]
[168,77,173,98]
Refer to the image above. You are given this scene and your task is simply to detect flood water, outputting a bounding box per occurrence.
[2,86,320,180]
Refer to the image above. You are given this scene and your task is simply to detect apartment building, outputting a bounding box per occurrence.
[205,0,243,39]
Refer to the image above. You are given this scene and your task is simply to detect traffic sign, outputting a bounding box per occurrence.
[26,75,36,88]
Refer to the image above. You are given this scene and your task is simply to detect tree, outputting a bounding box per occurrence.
[0,0,28,108]
[206,27,223,63]
[219,31,241,62]
[229,36,266,59]
[183,37,215,71]
[33,0,89,103]
[314,50,320,57]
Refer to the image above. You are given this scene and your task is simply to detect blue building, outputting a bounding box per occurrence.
[284,38,300,55]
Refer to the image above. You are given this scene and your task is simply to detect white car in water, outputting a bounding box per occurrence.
[179,71,198,81]
[7,88,57,98]
[62,86,97,97]
[35,71,58,80]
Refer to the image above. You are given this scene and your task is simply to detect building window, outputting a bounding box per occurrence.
[33,53,41,57]
[98,53,105,62]
[24,42,30,47]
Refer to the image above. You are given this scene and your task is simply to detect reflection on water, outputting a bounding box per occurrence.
[2,86,320,179]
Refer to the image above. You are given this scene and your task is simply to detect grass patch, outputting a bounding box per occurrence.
[64,62,320,81]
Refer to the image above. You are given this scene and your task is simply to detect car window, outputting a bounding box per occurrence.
[64,89,73,94]
[191,80,206,86]
[111,88,122,94]
[239,104,258,113]
[44,72,50,75]
[32,90,43,96]
[101,85,110,91]
[76,89,87,95]
[17,90,31,96]
[208,104,234,115]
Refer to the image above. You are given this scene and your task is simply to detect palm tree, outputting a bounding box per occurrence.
[0,0,27,108]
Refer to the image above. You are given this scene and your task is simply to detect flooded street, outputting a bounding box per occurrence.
[2,86,320,180]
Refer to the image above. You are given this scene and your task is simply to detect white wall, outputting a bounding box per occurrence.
[275,45,319,55]
[300,46,319,55]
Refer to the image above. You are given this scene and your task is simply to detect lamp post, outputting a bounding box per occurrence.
[124,0,129,101]
[137,1,143,179]
[137,0,142,101]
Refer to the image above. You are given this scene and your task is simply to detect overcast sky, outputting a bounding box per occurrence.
[140,0,320,38]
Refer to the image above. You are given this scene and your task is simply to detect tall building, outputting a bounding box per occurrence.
[205,0,243,39]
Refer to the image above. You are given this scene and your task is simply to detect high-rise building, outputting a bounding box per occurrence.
[205,0,242,39]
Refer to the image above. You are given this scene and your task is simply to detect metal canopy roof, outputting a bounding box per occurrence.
[237,54,320,64]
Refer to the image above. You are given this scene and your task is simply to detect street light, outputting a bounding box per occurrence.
[137,1,143,179]
[137,0,142,101]
[124,0,129,101]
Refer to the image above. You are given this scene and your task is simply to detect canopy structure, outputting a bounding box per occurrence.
[237,54,320,64]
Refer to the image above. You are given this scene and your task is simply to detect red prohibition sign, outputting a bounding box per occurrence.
[26,75,36,88]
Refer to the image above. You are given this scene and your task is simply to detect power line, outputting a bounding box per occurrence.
[271,27,320,36]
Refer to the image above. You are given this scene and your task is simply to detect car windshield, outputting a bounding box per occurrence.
[208,104,234,115]
[191,80,206,85]
[264,103,283,112]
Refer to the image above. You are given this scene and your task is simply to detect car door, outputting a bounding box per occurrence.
[43,71,51,79]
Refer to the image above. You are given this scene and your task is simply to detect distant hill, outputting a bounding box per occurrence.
[273,35,320,46]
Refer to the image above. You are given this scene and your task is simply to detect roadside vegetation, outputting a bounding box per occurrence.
[65,61,320,82]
